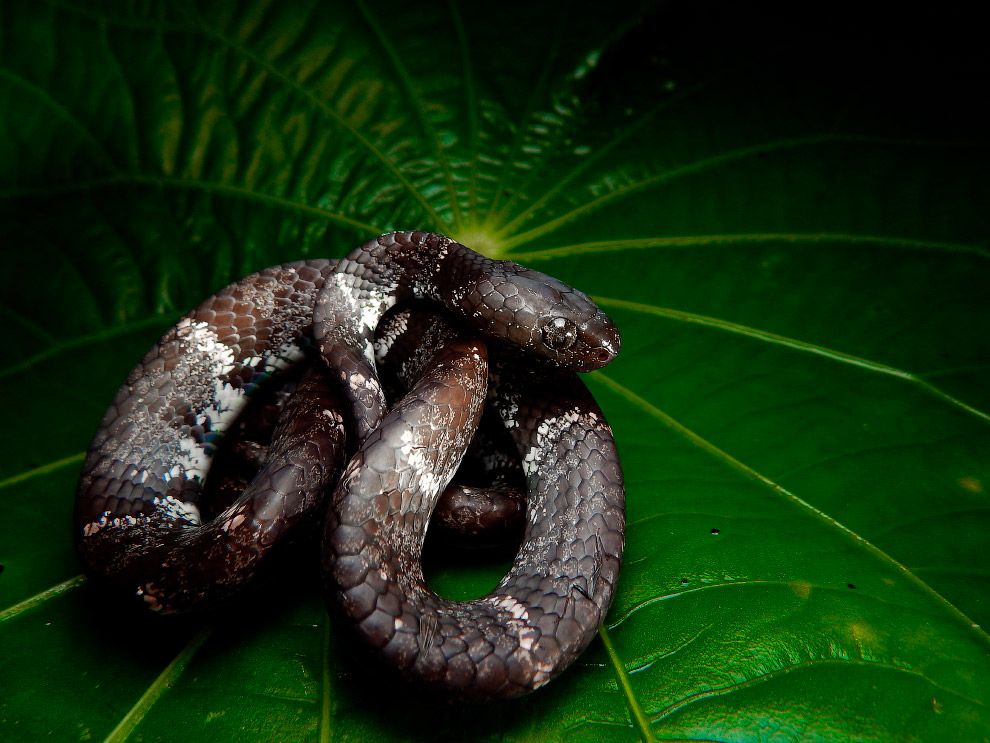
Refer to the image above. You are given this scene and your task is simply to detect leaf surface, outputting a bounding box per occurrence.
[1,2,988,741]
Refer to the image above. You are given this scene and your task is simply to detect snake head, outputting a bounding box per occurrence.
[525,270,621,371]
[451,261,621,372]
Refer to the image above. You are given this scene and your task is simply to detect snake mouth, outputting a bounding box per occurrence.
[79,230,625,700]
[576,314,621,371]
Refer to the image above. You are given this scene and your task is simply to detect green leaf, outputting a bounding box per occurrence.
[2,2,988,741]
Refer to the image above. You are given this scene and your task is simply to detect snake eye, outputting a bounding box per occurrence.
[541,317,578,351]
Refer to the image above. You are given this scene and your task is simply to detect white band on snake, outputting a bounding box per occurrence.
[75,231,624,701]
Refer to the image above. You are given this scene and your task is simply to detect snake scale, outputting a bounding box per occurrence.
[75,231,625,701]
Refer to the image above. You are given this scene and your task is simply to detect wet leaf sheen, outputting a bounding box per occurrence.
[1,2,988,741]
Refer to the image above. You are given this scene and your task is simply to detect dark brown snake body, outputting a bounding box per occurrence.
[75,231,624,700]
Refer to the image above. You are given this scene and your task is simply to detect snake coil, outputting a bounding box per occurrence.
[75,231,624,700]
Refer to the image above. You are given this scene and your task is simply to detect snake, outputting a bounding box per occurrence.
[75,230,625,700]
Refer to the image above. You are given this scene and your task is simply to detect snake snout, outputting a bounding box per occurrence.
[581,310,622,370]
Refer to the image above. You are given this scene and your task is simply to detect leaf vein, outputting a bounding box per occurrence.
[502,134,989,250]
[0,174,384,233]
[589,372,990,646]
[485,32,561,223]
[0,452,86,492]
[320,621,333,743]
[0,575,86,622]
[183,4,444,227]
[591,296,990,425]
[598,623,655,743]
[448,0,478,223]
[0,313,175,382]
[0,68,118,174]
[652,657,985,725]
[500,83,705,236]
[352,0,460,228]
[101,625,213,743]
[507,232,990,261]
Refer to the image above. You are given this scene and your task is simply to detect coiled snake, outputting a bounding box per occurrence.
[75,231,625,701]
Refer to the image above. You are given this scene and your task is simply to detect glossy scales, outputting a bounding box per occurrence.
[75,231,625,700]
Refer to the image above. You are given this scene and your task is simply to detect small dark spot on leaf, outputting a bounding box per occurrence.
[847,583,856,589]
[711,528,720,535]
[680,578,689,585]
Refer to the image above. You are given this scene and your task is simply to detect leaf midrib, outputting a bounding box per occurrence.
[652,655,986,725]
[499,134,990,250]
[506,232,990,261]
[591,295,990,425]
[588,371,990,649]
